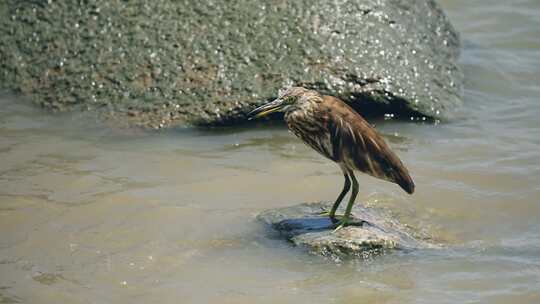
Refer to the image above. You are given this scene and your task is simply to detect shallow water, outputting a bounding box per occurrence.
[1,0,540,303]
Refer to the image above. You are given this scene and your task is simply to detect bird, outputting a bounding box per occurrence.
[248,87,414,231]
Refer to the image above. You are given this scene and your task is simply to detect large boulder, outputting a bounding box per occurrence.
[0,0,462,128]
[257,202,436,260]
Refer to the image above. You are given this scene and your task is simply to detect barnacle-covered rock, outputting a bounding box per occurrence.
[0,0,462,128]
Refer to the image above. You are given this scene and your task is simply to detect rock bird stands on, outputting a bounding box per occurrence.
[248,87,415,231]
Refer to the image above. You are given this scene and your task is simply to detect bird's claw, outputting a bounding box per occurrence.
[317,210,331,217]
[318,209,340,221]
[332,218,352,232]
[331,218,367,233]
[319,208,365,231]
[317,208,340,220]
[332,221,347,233]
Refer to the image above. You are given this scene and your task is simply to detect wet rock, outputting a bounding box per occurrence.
[0,0,462,128]
[257,202,434,259]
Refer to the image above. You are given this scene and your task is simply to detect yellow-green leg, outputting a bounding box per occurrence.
[333,170,359,232]
[329,172,351,220]
[319,172,350,220]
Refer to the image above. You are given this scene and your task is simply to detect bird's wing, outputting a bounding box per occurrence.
[322,96,415,194]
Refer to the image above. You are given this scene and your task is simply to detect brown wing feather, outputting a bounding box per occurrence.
[322,96,415,194]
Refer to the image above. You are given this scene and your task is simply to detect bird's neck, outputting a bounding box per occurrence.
[284,97,319,121]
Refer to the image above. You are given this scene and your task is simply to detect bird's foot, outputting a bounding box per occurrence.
[317,206,331,215]
[318,210,340,219]
[332,221,347,233]
[317,208,340,221]
[318,209,366,230]
[317,210,331,217]
[331,217,367,233]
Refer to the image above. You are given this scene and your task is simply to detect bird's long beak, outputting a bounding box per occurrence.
[247,98,284,120]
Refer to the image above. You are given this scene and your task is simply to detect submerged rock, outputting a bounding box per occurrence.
[257,202,434,259]
[0,0,462,128]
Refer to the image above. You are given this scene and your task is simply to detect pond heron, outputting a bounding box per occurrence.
[248,87,414,230]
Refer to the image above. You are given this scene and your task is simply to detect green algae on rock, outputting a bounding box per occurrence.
[0,0,462,128]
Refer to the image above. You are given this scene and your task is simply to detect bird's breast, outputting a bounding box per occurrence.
[285,108,335,161]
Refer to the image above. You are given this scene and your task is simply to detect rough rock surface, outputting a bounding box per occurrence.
[0,0,462,128]
[257,202,435,259]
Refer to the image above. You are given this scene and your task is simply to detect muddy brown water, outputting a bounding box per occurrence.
[1,0,540,303]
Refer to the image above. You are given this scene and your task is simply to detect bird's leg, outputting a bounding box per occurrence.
[328,172,351,221]
[318,171,350,221]
[333,170,359,232]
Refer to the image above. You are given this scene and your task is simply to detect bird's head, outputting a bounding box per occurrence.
[248,87,311,119]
